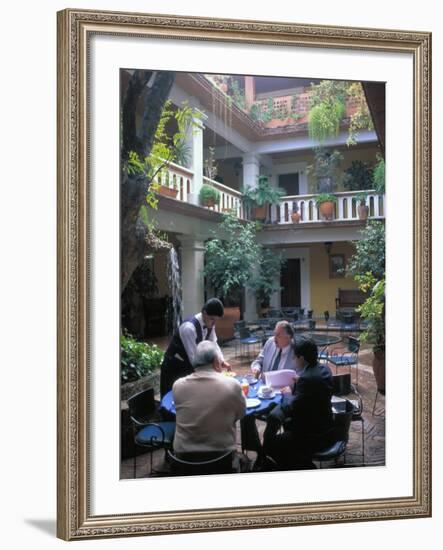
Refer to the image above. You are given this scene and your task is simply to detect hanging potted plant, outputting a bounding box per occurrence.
[291,202,301,223]
[199,184,221,208]
[355,192,369,220]
[241,175,285,221]
[315,193,338,220]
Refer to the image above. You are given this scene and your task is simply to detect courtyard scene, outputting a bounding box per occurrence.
[120,70,386,478]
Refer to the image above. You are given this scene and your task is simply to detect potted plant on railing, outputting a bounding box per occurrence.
[355,192,369,220]
[315,193,338,220]
[241,175,285,221]
[199,184,221,208]
[156,173,179,198]
[291,202,301,223]
[307,147,343,193]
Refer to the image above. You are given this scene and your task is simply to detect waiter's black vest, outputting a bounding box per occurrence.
[165,316,213,368]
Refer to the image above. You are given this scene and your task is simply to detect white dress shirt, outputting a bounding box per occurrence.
[179,312,224,366]
[250,337,299,375]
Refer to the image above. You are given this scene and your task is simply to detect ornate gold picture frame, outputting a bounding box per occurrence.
[57,8,431,540]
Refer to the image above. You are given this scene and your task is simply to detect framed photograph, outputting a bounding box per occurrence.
[57,8,431,540]
[329,254,345,278]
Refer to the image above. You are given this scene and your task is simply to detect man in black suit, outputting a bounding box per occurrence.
[262,337,334,469]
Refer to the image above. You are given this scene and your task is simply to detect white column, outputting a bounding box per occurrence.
[244,288,258,322]
[178,235,205,318]
[186,109,208,206]
[242,152,260,190]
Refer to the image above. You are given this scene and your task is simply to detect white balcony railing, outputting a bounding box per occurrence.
[155,161,194,202]
[202,176,246,219]
[270,191,385,224]
[157,163,385,225]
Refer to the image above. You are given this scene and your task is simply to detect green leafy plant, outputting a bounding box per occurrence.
[347,221,385,351]
[249,249,285,308]
[308,98,345,142]
[373,154,385,194]
[343,160,374,191]
[199,184,221,206]
[354,192,369,205]
[315,192,338,206]
[123,100,202,208]
[121,333,164,383]
[241,175,285,208]
[307,80,373,145]
[204,212,284,316]
[307,147,343,183]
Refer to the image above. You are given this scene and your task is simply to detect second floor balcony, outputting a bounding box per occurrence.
[154,162,385,226]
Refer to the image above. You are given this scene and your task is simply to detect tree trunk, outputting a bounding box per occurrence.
[120,70,175,291]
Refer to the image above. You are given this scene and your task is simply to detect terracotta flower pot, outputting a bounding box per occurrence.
[372,348,385,394]
[358,204,369,220]
[318,201,335,220]
[291,212,301,223]
[252,204,268,221]
[201,198,216,207]
[157,185,178,198]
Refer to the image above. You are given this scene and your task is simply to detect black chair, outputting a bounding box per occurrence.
[127,388,176,477]
[238,327,261,358]
[332,373,365,462]
[167,449,235,476]
[328,336,361,388]
[233,320,246,356]
[312,399,354,468]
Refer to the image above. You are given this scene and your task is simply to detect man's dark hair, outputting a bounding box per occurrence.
[202,298,224,317]
[292,337,318,368]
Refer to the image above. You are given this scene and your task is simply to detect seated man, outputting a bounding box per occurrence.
[262,338,335,470]
[251,321,298,379]
[172,341,246,473]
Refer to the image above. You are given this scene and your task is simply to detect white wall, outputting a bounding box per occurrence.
[1,1,440,549]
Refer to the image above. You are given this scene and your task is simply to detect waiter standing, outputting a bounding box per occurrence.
[160,298,231,396]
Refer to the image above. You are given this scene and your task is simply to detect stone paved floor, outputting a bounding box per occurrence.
[120,334,385,479]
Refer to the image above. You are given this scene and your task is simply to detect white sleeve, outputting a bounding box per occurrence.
[210,329,225,361]
[179,322,198,365]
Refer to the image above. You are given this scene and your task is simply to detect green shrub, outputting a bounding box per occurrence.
[373,154,385,194]
[315,192,338,206]
[121,333,164,383]
[199,184,221,205]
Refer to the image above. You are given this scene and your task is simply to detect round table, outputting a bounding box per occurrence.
[299,332,341,346]
[159,377,282,418]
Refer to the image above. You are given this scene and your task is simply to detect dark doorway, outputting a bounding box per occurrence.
[280,259,301,307]
[278,173,299,196]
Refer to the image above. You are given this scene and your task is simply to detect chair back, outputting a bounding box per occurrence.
[167,450,233,476]
[238,327,252,339]
[127,388,156,423]
[333,399,354,443]
[332,373,352,396]
[348,336,360,353]
[233,320,246,330]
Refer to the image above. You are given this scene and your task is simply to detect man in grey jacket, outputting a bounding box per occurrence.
[251,321,300,378]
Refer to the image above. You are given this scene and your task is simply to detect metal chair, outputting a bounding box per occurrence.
[233,320,246,356]
[332,373,365,462]
[312,399,354,468]
[328,336,361,388]
[238,327,261,358]
[167,449,235,476]
[127,388,176,477]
